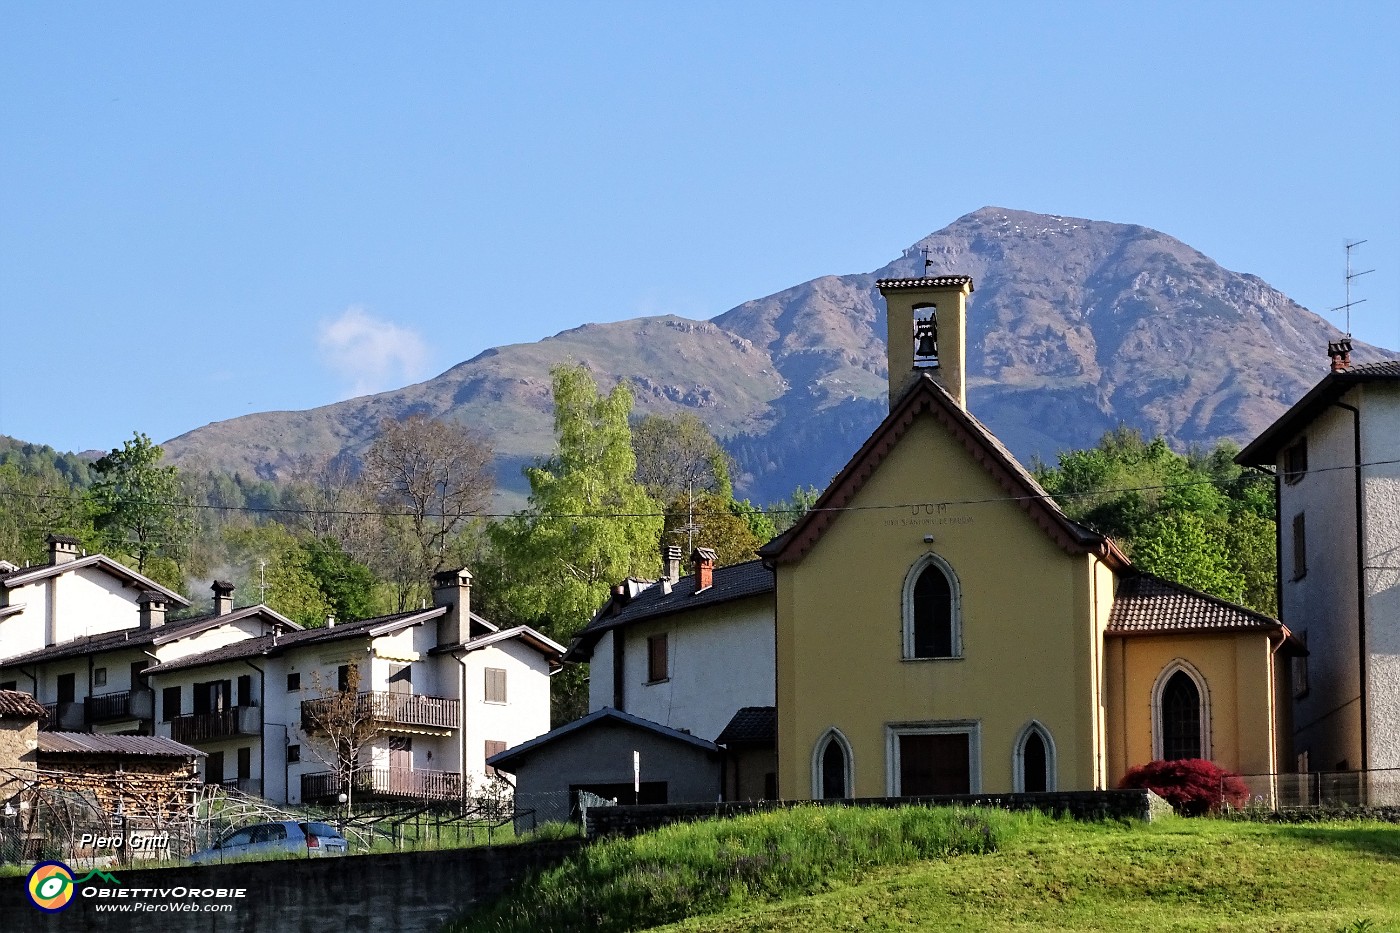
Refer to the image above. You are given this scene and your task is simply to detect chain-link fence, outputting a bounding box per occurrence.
[2,774,582,868]
[1231,768,1400,810]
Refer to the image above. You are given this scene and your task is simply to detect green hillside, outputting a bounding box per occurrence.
[449,807,1400,933]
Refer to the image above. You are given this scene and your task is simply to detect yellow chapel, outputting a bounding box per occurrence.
[759,274,1300,798]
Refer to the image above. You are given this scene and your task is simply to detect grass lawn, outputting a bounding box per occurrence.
[659,816,1400,933]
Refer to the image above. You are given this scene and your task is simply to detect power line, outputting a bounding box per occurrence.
[2,456,1399,523]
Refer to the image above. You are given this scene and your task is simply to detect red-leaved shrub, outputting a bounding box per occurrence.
[1117,758,1250,815]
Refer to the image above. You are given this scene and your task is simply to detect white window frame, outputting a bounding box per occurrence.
[1151,659,1211,761]
[811,727,854,800]
[900,552,963,660]
[1012,720,1057,793]
[885,720,981,797]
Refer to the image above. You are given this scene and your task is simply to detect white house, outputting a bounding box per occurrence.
[139,568,563,805]
[1238,342,1400,775]
[569,547,774,745]
[1,542,564,807]
[492,546,777,808]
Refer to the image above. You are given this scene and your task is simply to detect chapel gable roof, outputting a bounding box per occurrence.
[757,373,1128,568]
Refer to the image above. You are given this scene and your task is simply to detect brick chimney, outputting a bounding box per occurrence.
[138,591,168,629]
[47,534,81,566]
[1329,337,1353,373]
[661,544,683,585]
[432,567,472,647]
[212,580,235,616]
[691,547,717,592]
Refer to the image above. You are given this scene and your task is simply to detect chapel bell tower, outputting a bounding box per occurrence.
[875,273,974,411]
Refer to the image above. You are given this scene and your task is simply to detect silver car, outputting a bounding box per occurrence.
[190,820,348,863]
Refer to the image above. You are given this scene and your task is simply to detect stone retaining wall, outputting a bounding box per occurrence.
[1,838,584,933]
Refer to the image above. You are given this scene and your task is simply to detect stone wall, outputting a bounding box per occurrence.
[585,790,1172,837]
[1,838,584,933]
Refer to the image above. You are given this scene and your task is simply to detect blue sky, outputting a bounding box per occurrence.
[2,2,1397,455]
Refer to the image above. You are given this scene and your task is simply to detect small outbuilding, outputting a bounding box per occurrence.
[486,706,722,824]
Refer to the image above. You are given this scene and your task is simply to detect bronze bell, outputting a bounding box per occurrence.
[914,317,938,359]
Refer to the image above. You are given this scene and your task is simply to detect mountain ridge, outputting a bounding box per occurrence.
[161,207,1391,505]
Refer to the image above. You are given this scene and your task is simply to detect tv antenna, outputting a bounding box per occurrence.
[920,245,934,276]
[1329,239,1374,336]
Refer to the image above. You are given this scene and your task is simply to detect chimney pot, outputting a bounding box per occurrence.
[661,545,683,584]
[46,534,81,566]
[691,547,717,592]
[138,591,168,629]
[431,566,473,647]
[212,580,235,616]
[1329,337,1353,373]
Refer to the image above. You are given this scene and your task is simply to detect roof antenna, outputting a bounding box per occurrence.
[920,245,934,277]
[1329,239,1373,336]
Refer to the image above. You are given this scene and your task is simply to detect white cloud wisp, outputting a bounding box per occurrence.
[317,306,431,399]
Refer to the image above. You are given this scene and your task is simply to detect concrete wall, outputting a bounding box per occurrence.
[0,839,584,933]
[1278,398,1364,772]
[1360,383,1400,769]
[0,565,155,659]
[460,638,552,782]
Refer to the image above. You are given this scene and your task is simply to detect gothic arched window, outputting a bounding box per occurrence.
[1152,661,1210,762]
[902,554,961,659]
[813,729,852,799]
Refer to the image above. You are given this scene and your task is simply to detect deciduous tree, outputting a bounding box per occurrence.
[87,432,193,589]
[363,415,494,610]
[489,364,662,722]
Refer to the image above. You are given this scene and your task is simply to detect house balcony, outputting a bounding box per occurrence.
[169,705,262,744]
[86,688,154,725]
[212,777,263,795]
[301,767,463,803]
[40,701,85,731]
[300,691,459,734]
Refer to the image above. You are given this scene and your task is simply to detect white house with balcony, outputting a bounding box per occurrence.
[140,568,563,805]
[1,539,563,807]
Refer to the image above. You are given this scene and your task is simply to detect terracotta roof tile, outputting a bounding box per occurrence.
[1108,573,1282,635]
[875,276,975,290]
[0,689,47,719]
[716,706,776,746]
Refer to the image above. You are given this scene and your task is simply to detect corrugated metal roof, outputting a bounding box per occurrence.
[38,732,205,757]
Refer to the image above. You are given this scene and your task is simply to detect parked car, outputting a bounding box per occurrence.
[190,820,348,863]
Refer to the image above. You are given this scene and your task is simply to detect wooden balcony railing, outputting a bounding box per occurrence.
[169,705,261,744]
[301,767,463,803]
[301,691,458,732]
[86,688,154,724]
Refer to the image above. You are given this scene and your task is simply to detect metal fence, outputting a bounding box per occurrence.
[1231,768,1400,810]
